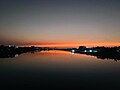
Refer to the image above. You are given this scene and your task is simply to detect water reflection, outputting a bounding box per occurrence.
[1,49,120,61]
[0,50,41,58]
[1,50,120,72]
[0,50,120,89]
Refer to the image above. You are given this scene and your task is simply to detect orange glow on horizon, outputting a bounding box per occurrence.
[22,42,120,48]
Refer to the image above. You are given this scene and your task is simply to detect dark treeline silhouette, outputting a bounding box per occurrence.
[0,45,62,58]
[0,45,45,58]
[1,45,120,61]
[73,46,120,61]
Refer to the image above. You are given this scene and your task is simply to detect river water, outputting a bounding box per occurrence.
[0,50,120,89]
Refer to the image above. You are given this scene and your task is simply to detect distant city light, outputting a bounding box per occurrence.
[94,50,97,52]
[89,50,92,52]
[84,50,87,52]
[15,46,18,48]
[8,45,11,47]
[72,50,75,53]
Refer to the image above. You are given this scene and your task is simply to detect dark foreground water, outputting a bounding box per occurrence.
[0,50,120,89]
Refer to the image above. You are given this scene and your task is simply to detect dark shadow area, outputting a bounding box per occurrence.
[0,70,120,90]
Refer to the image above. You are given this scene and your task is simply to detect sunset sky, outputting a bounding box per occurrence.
[0,0,120,47]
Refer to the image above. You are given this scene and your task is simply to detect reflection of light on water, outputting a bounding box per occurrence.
[40,50,71,55]
[15,54,18,57]
[71,52,74,54]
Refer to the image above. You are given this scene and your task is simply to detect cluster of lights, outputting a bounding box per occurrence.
[84,50,97,53]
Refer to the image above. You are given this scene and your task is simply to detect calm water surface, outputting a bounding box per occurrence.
[0,50,120,89]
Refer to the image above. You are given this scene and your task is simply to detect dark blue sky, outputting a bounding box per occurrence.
[0,0,120,47]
